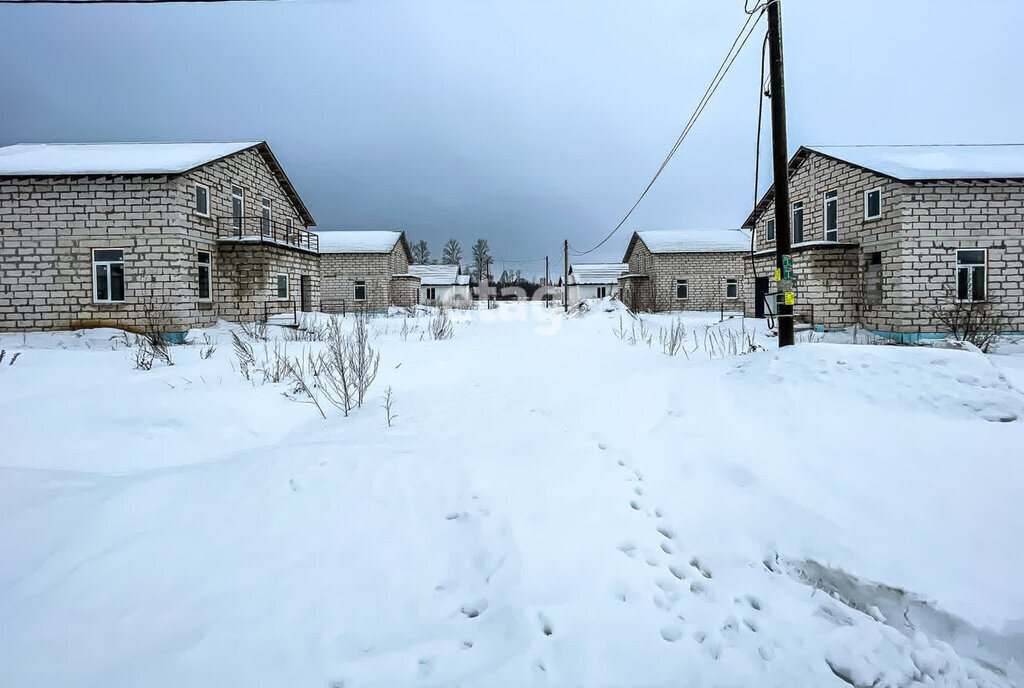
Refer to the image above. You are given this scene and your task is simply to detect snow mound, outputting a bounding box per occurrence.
[730,343,1024,422]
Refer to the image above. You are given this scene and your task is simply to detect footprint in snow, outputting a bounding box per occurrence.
[660,626,682,643]
[629,500,641,511]
[538,612,554,636]
[288,478,299,492]
[460,600,488,618]
[416,658,434,679]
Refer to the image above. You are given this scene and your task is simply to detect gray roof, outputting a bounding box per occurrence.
[632,229,751,255]
[315,230,403,254]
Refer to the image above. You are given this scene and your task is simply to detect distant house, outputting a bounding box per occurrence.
[618,229,751,312]
[0,141,319,336]
[567,263,627,305]
[408,264,471,306]
[315,230,419,312]
[744,145,1024,337]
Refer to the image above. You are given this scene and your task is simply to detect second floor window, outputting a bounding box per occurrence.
[726,278,738,299]
[285,218,293,242]
[676,279,688,299]
[865,188,882,220]
[825,190,839,241]
[261,198,272,235]
[231,186,244,233]
[354,280,367,301]
[766,218,775,242]
[194,183,210,217]
[792,202,804,243]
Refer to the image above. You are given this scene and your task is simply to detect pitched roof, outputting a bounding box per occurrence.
[408,264,463,285]
[624,229,750,260]
[743,144,1024,229]
[315,230,412,260]
[0,142,261,175]
[569,263,628,285]
[0,141,316,226]
[806,144,1024,181]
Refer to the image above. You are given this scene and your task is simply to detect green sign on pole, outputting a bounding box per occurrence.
[781,254,793,280]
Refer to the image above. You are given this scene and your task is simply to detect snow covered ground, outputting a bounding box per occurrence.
[1,301,1022,688]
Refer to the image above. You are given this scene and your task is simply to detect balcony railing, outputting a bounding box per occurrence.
[218,216,319,253]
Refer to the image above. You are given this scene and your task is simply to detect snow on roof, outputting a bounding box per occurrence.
[636,229,751,254]
[569,263,628,285]
[315,230,402,254]
[806,144,1024,180]
[0,142,261,176]
[455,274,470,286]
[408,264,462,285]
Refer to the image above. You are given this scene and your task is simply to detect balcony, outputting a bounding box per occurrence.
[218,216,319,253]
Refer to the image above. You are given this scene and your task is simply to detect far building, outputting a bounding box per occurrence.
[315,230,419,313]
[618,229,751,312]
[408,264,471,306]
[566,263,628,305]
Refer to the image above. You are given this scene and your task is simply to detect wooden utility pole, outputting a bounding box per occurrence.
[545,256,550,285]
[767,0,794,347]
[563,240,569,312]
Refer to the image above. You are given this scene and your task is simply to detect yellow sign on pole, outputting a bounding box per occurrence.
[784,292,795,306]
[774,268,781,281]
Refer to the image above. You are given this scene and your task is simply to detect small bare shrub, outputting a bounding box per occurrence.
[429,309,454,340]
[232,331,256,381]
[241,320,268,342]
[382,386,397,427]
[929,295,1006,353]
[281,349,327,419]
[659,317,687,357]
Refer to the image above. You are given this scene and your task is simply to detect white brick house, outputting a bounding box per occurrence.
[744,145,1024,338]
[0,141,319,336]
[617,229,751,312]
[407,264,471,306]
[566,263,627,305]
[315,230,419,313]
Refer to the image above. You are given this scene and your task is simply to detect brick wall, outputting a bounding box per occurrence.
[623,238,749,312]
[217,242,319,323]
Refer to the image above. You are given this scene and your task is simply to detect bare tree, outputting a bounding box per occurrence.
[929,292,1006,353]
[442,238,462,266]
[471,239,493,282]
[411,239,431,264]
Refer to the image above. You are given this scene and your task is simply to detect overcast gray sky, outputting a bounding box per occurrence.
[1,0,1021,274]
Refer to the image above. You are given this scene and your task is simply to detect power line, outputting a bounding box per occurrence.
[570,6,768,257]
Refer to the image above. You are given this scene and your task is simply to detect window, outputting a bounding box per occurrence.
[864,188,882,220]
[354,280,366,301]
[276,273,289,300]
[196,251,212,301]
[675,279,688,300]
[285,217,293,242]
[231,186,244,234]
[194,183,210,217]
[426,287,437,301]
[92,249,125,303]
[596,286,607,298]
[766,218,775,242]
[824,190,838,241]
[726,278,738,299]
[956,249,986,301]
[792,202,804,243]
[261,198,272,235]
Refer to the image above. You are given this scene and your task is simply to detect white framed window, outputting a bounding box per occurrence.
[196,250,212,301]
[766,218,775,242]
[864,188,882,220]
[276,273,289,301]
[675,279,688,300]
[285,217,293,242]
[726,278,738,299]
[792,201,804,243]
[354,280,366,301]
[92,248,125,303]
[956,249,986,301]
[596,286,608,298]
[261,198,272,235]
[194,182,210,217]
[425,286,437,300]
[824,189,839,241]
[231,186,244,233]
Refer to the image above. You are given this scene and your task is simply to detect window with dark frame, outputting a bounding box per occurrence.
[676,279,688,299]
[194,183,210,217]
[726,278,738,299]
[792,202,804,243]
[426,287,437,301]
[93,249,125,303]
[766,218,775,242]
[196,251,212,301]
[596,286,607,298]
[354,280,366,301]
[231,186,244,234]
[824,190,839,241]
[276,273,289,300]
[956,249,986,301]
[865,188,882,220]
